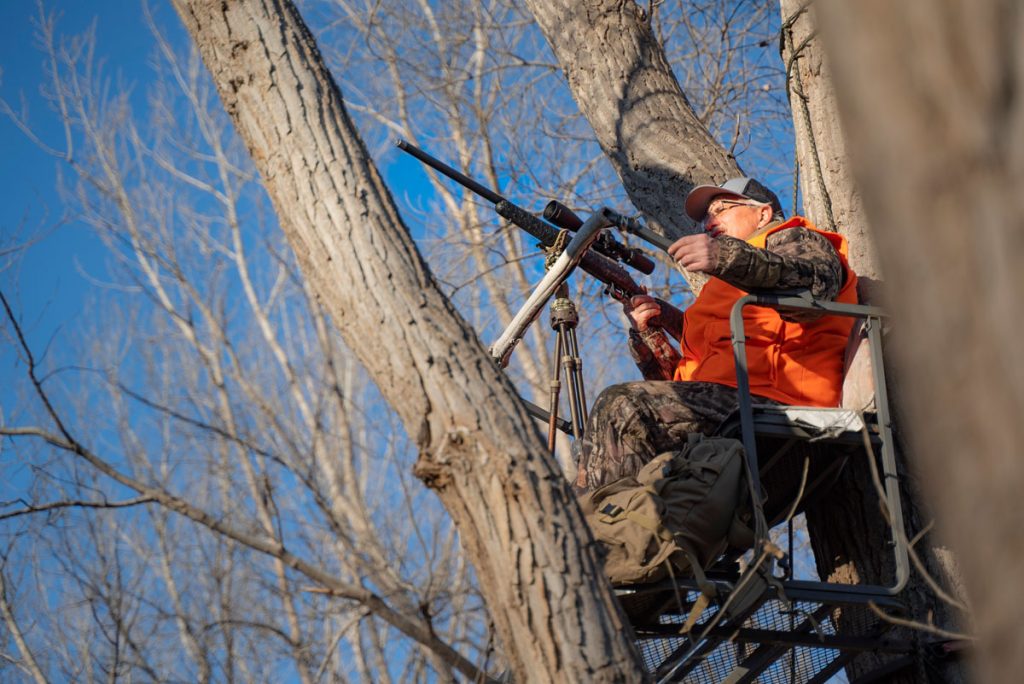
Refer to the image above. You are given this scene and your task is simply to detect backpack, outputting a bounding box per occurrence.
[580,434,753,628]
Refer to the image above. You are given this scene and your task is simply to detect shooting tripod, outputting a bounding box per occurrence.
[545,283,587,450]
[487,209,640,453]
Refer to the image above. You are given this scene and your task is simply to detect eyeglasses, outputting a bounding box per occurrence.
[704,199,757,223]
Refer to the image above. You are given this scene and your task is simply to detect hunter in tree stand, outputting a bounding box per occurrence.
[574,178,859,495]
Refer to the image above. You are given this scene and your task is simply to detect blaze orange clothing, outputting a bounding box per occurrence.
[673,218,858,407]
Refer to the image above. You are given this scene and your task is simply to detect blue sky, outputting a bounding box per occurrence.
[1,1,155,366]
[0,0,441,377]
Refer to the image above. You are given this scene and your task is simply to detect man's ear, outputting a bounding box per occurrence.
[756,204,774,228]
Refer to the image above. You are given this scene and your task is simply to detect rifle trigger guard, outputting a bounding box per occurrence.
[605,284,629,302]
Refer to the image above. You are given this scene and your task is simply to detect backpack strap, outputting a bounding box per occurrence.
[730,430,771,557]
[672,540,717,635]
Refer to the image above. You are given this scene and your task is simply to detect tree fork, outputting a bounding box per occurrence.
[522,0,741,274]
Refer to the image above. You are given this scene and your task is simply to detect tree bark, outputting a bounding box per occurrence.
[815,2,1023,682]
[170,0,640,680]
[521,0,741,242]
[779,0,878,284]
[780,4,969,681]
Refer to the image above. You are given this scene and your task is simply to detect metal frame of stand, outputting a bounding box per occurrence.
[620,292,915,683]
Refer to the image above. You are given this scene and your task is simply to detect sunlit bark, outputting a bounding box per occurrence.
[170,0,639,679]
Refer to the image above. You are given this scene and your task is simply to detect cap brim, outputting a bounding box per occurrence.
[684,185,747,221]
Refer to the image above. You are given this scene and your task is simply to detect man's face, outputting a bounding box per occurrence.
[702,194,770,240]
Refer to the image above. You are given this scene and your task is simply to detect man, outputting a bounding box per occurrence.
[574,177,858,494]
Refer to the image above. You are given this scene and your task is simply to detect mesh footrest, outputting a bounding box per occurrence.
[624,577,910,683]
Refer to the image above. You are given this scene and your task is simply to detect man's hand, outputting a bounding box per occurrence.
[668,233,720,273]
[623,295,662,332]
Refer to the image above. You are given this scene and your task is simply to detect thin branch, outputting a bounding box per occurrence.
[0,290,495,684]
[0,495,155,522]
[867,602,975,642]
[858,419,971,613]
[0,568,49,684]
[313,609,369,683]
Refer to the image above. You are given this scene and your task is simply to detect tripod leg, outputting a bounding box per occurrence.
[565,326,588,425]
[559,322,584,440]
[547,331,564,452]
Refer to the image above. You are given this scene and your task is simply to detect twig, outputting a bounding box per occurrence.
[859,419,970,612]
[867,602,975,642]
[0,495,154,521]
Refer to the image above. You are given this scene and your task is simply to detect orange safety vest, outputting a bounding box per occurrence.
[673,218,858,407]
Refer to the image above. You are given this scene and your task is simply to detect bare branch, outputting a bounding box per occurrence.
[0,568,49,684]
[867,602,975,643]
[0,290,494,684]
[0,495,154,522]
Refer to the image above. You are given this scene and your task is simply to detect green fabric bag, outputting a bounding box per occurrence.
[581,434,751,588]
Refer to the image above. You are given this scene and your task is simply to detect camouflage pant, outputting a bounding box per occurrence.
[574,381,742,494]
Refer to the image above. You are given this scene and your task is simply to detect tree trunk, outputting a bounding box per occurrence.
[780,3,969,681]
[521,0,741,243]
[779,0,877,284]
[170,0,640,680]
[815,2,1023,682]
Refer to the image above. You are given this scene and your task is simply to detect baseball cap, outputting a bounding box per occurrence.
[684,177,784,221]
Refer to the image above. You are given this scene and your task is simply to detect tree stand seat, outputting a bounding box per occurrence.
[717,405,877,527]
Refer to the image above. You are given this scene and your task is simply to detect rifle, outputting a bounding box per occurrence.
[395,139,653,299]
[396,140,684,439]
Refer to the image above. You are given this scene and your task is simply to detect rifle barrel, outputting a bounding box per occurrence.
[395,139,503,205]
[395,139,645,298]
